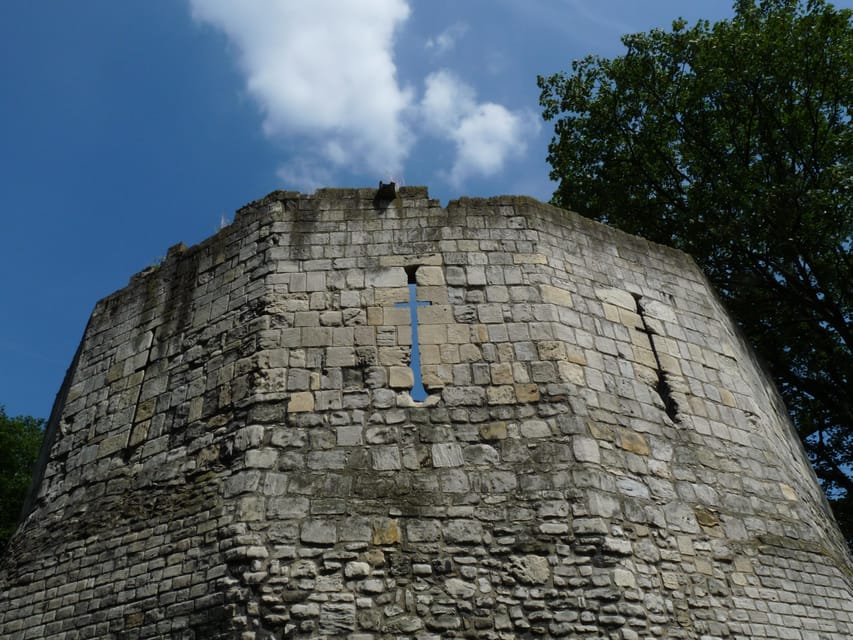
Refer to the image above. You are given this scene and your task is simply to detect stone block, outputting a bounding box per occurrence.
[374,287,408,305]
[618,430,650,456]
[301,327,332,347]
[371,445,402,471]
[513,341,538,361]
[419,305,453,325]
[466,265,486,285]
[477,304,504,323]
[234,425,265,451]
[463,444,500,466]
[97,432,128,458]
[288,391,314,413]
[366,268,406,287]
[487,385,515,405]
[442,386,485,406]
[557,361,585,385]
[134,398,156,423]
[326,347,355,367]
[406,519,443,542]
[513,253,548,264]
[388,366,414,389]
[573,436,600,463]
[262,472,288,496]
[416,266,445,286]
[307,449,346,470]
[245,449,278,468]
[444,519,483,543]
[301,520,337,545]
[643,299,677,322]
[540,284,573,306]
[537,341,566,360]
[383,306,410,325]
[479,421,508,440]
[514,383,540,402]
[319,602,356,635]
[520,419,551,438]
[479,470,517,492]
[613,568,636,588]
[432,443,464,467]
[366,306,383,325]
[378,346,408,366]
[371,519,401,545]
[419,324,447,345]
[616,477,649,498]
[508,555,551,585]
[336,426,363,446]
[595,287,636,310]
[315,390,342,411]
[538,500,570,518]
[445,577,476,599]
[344,562,371,579]
[490,363,513,385]
[458,343,481,362]
[268,496,310,519]
[340,290,361,307]
[238,496,266,522]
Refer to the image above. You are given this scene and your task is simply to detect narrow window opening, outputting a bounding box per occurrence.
[404,264,418,284]
[396,266,431,401]
[633,294,680,423]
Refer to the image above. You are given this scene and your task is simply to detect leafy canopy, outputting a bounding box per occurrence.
[539,0,853,536]
[0,406,44,549]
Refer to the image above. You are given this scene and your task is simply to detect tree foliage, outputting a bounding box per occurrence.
[0,406,44,549]
[539,0,853,537]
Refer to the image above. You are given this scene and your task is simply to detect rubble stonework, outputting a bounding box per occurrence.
[2,186,852,639]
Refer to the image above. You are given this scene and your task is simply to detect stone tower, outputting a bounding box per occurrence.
[2,186,852,639]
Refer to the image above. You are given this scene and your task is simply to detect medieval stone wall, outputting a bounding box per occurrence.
[2,186,852,639]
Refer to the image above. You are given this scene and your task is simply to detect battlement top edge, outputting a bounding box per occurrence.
[113,185,700,305]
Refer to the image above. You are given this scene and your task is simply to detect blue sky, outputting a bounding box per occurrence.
[3,1,850,419]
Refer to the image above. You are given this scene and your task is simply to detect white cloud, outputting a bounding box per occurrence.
[189,2,538,191]
[421,69,475,132]
[453,104,528,177]
[421,70,539,184]
[275,160,334,194]
[425,22,468,55]
[189,0,414,175]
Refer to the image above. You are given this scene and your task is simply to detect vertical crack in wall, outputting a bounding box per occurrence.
[633,294,680,423]
[123,330,157,463]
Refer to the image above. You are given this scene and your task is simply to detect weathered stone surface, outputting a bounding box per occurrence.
[301,520,337,545]
[445,577,476,598]
[365,267,406,288]
[371,518,400,545]
[371,445,402,471]
[573,436,601,463]
[388,365,414,389]
[508,554,551,585]
[288,391,315,413]
[595,287,637,310]
[431,442,464,467]
[319,602,356,634]
[344,561,371,578]
[444,519,484,543]
[3,185,852,640]
[415,265,445,286]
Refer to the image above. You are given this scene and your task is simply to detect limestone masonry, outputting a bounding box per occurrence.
[2,186,852,639]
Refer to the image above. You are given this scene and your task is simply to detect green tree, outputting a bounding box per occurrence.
[0,406,44,549]
[539,0,853,537]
